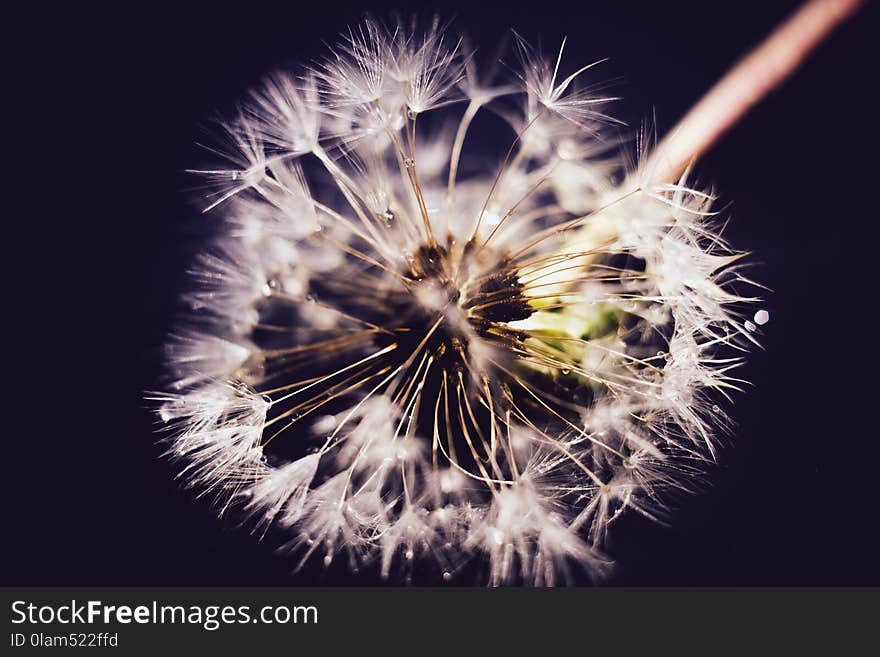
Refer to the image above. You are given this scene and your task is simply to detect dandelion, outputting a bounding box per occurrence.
[156,2,861,584]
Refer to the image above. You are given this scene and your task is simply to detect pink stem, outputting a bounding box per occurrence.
[644,0,864,186]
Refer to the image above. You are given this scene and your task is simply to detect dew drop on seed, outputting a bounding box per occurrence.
[754,309,770,325]
[323,555,333,566]
[406,109,417,120]
[745,320,757,332]
[405,550,414,560]
[442,571,452,582]
[712,405,721,413]
[263,277,280,296]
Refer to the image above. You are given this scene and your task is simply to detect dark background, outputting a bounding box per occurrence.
[4,0,878,585]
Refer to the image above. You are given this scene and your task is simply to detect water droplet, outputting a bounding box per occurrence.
[262,277,280,296]
[712,405,721,413]
[561,368,571,375]
[442,571,452,582]
[406,108,417,120]
[405,549,414,560]
[323,555,333,566]
[754,309,770,325]
[403,157,415,169]
[745,320,757,332]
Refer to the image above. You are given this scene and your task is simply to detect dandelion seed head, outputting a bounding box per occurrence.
[159,16,761,585]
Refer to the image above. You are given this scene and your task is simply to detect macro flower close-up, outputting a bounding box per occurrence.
[8,0,876,610]
[154,17,766,585]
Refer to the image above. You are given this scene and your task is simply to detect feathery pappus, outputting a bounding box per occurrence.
[155,16,763,585]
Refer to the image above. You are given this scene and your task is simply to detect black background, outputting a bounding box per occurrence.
[4,0,878,585]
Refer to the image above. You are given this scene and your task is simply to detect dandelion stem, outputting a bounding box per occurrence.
[643,0,863,186]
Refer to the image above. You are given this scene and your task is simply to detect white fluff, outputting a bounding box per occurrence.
[158,17,760,585]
